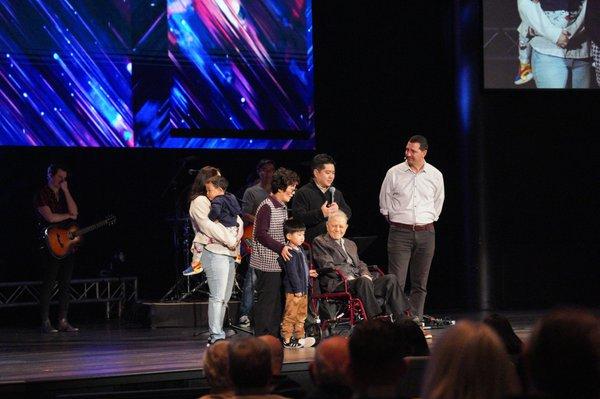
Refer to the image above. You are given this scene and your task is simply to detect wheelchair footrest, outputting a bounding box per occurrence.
[421,315,456,329]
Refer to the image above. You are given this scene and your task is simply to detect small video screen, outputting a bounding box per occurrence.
[483,0,599,89]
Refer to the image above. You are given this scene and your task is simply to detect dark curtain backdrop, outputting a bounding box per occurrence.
[1,1,597,322]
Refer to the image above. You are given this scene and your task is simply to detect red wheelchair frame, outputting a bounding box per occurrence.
[304,243,385,338]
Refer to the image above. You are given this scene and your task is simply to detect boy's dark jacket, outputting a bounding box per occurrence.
[208,192,242,228]
[278,246,310,294]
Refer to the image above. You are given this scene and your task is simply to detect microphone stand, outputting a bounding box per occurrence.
[160,157,210,302]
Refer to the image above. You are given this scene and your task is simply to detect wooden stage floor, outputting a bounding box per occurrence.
[0,310,544,393]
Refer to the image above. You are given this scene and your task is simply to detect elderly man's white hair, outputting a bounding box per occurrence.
[327,210,349,224]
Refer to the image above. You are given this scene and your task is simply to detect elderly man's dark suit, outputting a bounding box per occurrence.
[312,233,409,320]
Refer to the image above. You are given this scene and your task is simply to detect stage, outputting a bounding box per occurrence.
[0,310,543,398]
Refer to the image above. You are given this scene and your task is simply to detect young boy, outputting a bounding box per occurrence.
[205,176,242,228]
[515,0,544,85]
[515,24,535,85]
[278,219,318,349]
[205,175,243,263]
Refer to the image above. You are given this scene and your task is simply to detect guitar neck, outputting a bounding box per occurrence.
[74,219,112,237]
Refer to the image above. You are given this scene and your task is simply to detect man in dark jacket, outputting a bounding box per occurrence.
[292,154,352,242]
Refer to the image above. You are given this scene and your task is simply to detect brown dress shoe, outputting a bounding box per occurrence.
[41,319,58,333]
[58,319,79,332]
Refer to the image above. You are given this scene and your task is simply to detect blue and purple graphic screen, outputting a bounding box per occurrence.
[0,0,314,149]
[167,0,314,149]
[0,0,133,147]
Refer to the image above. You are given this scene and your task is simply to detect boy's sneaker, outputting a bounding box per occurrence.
[298,337,316,348]
[238,315,251,327]
[182,263,203,276]
[514,63,533,85]
[283,338,303,349]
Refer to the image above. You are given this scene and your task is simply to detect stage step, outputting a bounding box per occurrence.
[143,301,241,328]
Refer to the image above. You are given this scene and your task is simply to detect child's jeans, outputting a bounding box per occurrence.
[190,242,204,269]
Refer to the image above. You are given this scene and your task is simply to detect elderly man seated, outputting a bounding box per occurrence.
[312,211,409,321]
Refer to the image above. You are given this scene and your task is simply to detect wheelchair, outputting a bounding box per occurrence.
[302,243,387,342]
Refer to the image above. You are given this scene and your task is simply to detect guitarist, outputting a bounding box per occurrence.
[34,163,79,333]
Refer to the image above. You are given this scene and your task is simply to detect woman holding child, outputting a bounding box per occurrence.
[518,0,590,88]
[189,166,243,345]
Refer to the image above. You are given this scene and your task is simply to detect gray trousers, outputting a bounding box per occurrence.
[387,225,435,318]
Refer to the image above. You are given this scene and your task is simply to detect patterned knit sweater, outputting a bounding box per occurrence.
[250,196,288,272]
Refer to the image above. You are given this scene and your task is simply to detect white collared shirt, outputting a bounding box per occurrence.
[379,161,444,225]
[314,179,329,194]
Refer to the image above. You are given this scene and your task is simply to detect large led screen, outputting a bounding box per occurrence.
[0,0,133,146]
[167,0,314,149]
[483,0,599,89]
[0,0,315,149]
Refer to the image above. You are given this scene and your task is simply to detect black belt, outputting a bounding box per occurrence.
[389,222,434,232]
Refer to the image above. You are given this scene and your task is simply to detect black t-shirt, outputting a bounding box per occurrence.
[33,186,68,230]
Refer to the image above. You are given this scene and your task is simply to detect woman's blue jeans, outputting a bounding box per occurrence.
[532,50,591,88]
[202,249,235,341]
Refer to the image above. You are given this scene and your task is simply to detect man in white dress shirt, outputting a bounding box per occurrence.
[379,135,445,321]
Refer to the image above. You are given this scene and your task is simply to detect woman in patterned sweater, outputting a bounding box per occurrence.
[249,168,300,337]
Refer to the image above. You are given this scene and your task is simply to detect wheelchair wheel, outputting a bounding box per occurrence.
[321,322,333,339]
[305,319,322,345]
[331,322,353,337]
[305,305,323,345]
[320,319,354,338]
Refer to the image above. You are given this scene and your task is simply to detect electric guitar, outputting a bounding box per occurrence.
[243,224,253,240]
[44,215,117,259]
[241,224,254,255]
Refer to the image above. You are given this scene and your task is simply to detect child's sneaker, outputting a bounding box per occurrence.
[283,338,303,349]
[183,260,203,276]
[514,63,533,85]
[238,315,251,327]
[298,337,316,348]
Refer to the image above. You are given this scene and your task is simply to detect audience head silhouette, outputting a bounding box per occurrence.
[228,336,273,395]
[422,321,518,399]
[395,318,430,356]
[309,336,352,398]
[202,340,232,395]
[258,335,284,376]
[526,308,600,399]
[484,313,523,356]
[348,319,410,396]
